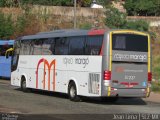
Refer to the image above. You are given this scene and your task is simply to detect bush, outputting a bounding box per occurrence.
[20,0,73,6]
[105,7,149,32]
[0,12,14,39]
[124,20,149,32]
[79,23,92,29]
[152,81,160,92]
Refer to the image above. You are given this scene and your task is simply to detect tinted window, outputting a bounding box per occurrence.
[20,40,32,55]
[14,40,21,55]
[12,40,20,72]
[42,38,55,55]
[112,34,148,52]
[33,39,43,55]
[85,35,103,55]
[69,36,85,55]
[55,38,69,55]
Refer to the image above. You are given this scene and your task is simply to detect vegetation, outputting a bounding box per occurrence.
[0,0,110,7]
[0,10,36,39]
[123,0,160,16]
[152,81,160,93]
[152,34,160,80]
[105,7,149,32]
[125,20,149,32]
[0,0,92,7]
[0,12,14,39]
[79,23,92,29]
[105,7,127,29]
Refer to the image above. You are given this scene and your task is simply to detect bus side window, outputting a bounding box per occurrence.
[42,38,55,55]
[85,36,103,55]
[33,39,43,55]
[20,40,31,55]
[55,37,69,55]
[69,36,85,55]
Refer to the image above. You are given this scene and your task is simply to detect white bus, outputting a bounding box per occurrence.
[10,29,151,102]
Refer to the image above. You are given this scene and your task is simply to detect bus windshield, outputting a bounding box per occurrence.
[112,34,148,52]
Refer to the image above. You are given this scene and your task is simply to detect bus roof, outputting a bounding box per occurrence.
[22,29,106,40]
[21,29,148,41]
[0,40,14,45]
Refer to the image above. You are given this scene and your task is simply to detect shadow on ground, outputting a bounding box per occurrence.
[15,88,147,106]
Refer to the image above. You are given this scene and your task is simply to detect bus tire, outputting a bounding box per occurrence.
[21,77,29,92]
[68,82,80,102]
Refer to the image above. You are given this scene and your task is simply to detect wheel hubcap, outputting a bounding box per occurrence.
[70,86,76,98]
[23,81,26,89]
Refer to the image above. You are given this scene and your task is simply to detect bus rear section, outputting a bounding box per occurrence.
[102,31,151,98]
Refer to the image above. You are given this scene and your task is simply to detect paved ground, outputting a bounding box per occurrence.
[0,79,160,120]
[143,92,160,103]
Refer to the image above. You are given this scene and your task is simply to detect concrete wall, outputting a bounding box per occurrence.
[1,6,160,28]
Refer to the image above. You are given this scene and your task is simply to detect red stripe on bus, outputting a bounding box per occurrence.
[43,61,46,89]
[88,29,105,36]
[36,58,44,89]
[120,82,129,85]
[130,82,139,85]
[49,60,56,91]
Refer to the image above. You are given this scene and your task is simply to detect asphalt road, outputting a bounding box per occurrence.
[0,79,160,120]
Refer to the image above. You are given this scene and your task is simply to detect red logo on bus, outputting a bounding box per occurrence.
[115,67,124,73]
[36,58,56,91]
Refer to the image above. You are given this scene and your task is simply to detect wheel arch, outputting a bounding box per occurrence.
[20,73,28,87]
[67,78,79,95]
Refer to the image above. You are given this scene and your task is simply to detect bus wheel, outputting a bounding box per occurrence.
[21,77,29,92]
[68,82,80,102]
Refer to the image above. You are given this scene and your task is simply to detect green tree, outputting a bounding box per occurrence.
[123,0,136,15]
[0,0,5,7]
[82,0,92,7]
[135,0,155,16]
[124,0,160,16]
[154,0,160,16]
[0,12,14,39]
[20,0,73,6]
[105,7,127,29]
[105,7,149,32]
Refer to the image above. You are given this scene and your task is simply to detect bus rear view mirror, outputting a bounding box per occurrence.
[5,48,14,59]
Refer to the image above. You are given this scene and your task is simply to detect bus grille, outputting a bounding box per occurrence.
[88,73,100,94]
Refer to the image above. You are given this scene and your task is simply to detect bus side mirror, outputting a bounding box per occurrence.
[5,48,13,59]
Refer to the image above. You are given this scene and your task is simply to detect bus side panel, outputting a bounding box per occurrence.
[11,69,21,87]
[11,56,102,97]
[66,56,102,97]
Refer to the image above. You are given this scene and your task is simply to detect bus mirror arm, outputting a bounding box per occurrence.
[6,52,9,59]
